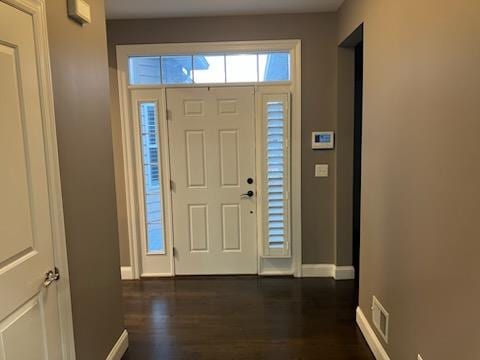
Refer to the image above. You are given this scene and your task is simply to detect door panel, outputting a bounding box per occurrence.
[168,87,257,275]
[0,298,48,360]
[185,131,207,187]
[221,204,241,251]
[188,205,209,251]
[0,1,62,358]
[219,130,240,186]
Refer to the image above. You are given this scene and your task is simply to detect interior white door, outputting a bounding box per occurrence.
[168,87,257,275]
[0,1,63,359]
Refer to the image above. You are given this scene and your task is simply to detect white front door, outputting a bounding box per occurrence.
[168,87,257,274]
[0,1,63,358]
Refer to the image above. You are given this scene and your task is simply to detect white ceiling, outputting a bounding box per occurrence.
[105,0,345,20]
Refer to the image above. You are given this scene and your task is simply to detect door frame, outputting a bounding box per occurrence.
[2,0,76,358]
[116,40,302,278]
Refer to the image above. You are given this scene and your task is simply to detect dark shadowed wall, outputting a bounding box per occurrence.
[338,0,480,358]
[45,0,125,358]
[106,13,340,266]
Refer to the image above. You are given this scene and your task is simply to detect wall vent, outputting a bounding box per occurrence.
[372,296,389,343]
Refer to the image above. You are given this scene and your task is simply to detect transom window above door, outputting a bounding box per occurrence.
[128,52,291,85]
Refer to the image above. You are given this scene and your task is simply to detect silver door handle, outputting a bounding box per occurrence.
[44,268,60,288]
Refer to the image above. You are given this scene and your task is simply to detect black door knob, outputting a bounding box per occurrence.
[241,190,254,198]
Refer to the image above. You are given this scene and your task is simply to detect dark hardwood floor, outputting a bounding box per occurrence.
[121,276,373,360]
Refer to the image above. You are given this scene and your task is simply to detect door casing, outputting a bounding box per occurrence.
[116,40,302,278]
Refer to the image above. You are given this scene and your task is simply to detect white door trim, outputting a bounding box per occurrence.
[129,88,174,277]
[116,40,302,278]
[2,0,76,357]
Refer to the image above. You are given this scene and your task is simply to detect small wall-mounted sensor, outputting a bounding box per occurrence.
[68,0,91,25]
[312,131,334,149]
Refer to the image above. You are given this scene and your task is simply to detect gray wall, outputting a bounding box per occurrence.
[45,0,125,359]
[338,0,480,358]
[106,13,340,266]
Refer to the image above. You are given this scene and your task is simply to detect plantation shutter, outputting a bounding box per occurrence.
[263,94,290,257]
[141,104,160,187]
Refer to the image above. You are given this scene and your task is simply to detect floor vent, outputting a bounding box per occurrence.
[372,296,389,343]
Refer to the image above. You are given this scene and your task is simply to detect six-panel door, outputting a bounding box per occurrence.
[167,87,257,274]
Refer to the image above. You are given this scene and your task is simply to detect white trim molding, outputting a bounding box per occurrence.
[302,264,334,277]
[120,266,134,280]
[356,307,391,360]
[335,266,355,280]
[116,40,302,278]
[106,330,129,360]
[301,264,355,280]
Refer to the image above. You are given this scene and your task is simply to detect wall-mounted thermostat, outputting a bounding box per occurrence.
[312,131,334,149]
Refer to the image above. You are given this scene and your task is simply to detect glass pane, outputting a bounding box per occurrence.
[139,102,165,253]
[193,54,225,83]
[129,57,161,85]
[147,223,163,252]
[161,55,193,84]
[226,54,257,82]
[258,52,290,81]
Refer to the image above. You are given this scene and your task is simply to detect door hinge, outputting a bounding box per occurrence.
[166,109,172,120]
[170,180,175,191]
[44,267,60,288]
[172,246,178,257]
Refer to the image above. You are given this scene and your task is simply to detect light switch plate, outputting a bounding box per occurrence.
[315,164,329,177]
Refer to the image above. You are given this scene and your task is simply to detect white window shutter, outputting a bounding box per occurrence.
[263,94,290,257]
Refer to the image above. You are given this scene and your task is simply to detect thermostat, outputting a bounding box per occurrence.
[312,131,334,149]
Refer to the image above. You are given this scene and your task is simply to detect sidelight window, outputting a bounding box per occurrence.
[262,94,290,257]
[139,102,165,254]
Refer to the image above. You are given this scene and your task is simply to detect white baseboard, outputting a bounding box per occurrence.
[140,272,174,277]
[123,264,354,279]
[301,264,355,280]
[335,266,355,280]
[120,266,133,280]
[259,271,295,276]
[106,329,129,360]
[356,307,390,360]
[302,264,335,277]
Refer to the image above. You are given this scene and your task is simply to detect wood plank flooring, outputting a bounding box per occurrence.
[121,276,374,360]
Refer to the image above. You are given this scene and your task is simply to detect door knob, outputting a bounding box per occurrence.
[241,190,254,198]
[44,268,60,288]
